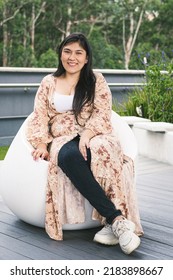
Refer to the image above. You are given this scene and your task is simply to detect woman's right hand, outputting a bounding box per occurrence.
[32,143,50,161]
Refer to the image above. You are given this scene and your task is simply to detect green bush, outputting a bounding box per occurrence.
[114,62,173,123]
[145,63,173,122]
[112,88,149,118]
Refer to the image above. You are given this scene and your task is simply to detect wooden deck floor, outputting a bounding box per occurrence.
[0,155,173,260]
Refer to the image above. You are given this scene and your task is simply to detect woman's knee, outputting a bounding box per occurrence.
[58,142,80,168]
[90,135,109,151]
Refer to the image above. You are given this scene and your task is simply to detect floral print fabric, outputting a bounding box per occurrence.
[26,72,143,240]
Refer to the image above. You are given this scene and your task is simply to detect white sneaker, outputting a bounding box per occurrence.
[93,220,135,246]
[112,217,140,254]
[93,224,119,245]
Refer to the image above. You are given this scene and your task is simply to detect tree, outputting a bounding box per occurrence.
[114,0,154,69]
[0,0,26,66]
[30,0,46,60]
[1,0,173,69]
[129,0,173,69]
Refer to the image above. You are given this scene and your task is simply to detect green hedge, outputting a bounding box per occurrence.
[114,62,173,123]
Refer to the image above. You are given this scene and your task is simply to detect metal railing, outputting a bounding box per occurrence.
[0,82,145,87]
[0,68,146,145]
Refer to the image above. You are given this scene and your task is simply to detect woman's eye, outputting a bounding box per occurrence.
[64,50,70,54]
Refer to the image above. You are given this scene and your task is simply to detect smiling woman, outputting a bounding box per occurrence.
[53,43,88,96]
[23,33,143,254]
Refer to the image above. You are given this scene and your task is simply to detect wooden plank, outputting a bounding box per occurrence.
[141,221,173,246]
[137,193,173,207]
[0,212,45,236]
[0,246,31,260]
[137,156,173,174]
[137,178,173,190]
[0,221,29,239]
[138,171,173,184]
[138,239,173,260]
[137,166,173,175]
[140,209,173,229]
[0,233,67,260]
[137,186,173,201]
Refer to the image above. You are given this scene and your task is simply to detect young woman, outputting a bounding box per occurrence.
[26,33,143,254]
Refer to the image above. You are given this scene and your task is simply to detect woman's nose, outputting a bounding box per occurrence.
[69,52,76,59]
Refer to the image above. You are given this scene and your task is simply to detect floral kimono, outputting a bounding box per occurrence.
[26,72,143,240]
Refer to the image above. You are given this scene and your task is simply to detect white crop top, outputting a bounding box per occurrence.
[53,92,74,113]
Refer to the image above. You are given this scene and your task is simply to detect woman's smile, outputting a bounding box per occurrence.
[61,42,88,74]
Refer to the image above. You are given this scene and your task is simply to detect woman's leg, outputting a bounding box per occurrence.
[58,136,140,254]
[58,136,122,224]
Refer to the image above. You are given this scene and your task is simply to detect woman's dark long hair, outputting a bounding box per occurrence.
[53,33,96,125]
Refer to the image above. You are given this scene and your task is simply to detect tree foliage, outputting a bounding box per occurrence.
[0,0,173,69]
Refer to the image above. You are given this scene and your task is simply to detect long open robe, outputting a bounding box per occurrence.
[26,72,143,240]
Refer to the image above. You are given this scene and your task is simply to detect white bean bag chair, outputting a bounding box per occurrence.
[0,111,137,229]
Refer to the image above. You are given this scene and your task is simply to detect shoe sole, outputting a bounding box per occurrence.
[120,234,141,255]
[93,235,119,246]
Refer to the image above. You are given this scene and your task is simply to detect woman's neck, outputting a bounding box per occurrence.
[55,73,79,95]
[63,72,79,86]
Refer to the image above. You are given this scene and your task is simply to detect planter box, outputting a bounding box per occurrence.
[132,122,173,165]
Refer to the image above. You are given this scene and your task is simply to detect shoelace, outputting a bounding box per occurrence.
[105,224,111,228]
[113,220,130,237]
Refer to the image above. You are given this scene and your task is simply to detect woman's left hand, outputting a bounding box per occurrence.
[79,129,95,160]
[32,143,50,161]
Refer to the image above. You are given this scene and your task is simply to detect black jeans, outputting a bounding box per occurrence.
[58,136,122,224]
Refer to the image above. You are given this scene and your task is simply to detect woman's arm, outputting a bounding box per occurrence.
[26,75,53,160]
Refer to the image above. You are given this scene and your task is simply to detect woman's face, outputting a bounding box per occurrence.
[61,42,88,75]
